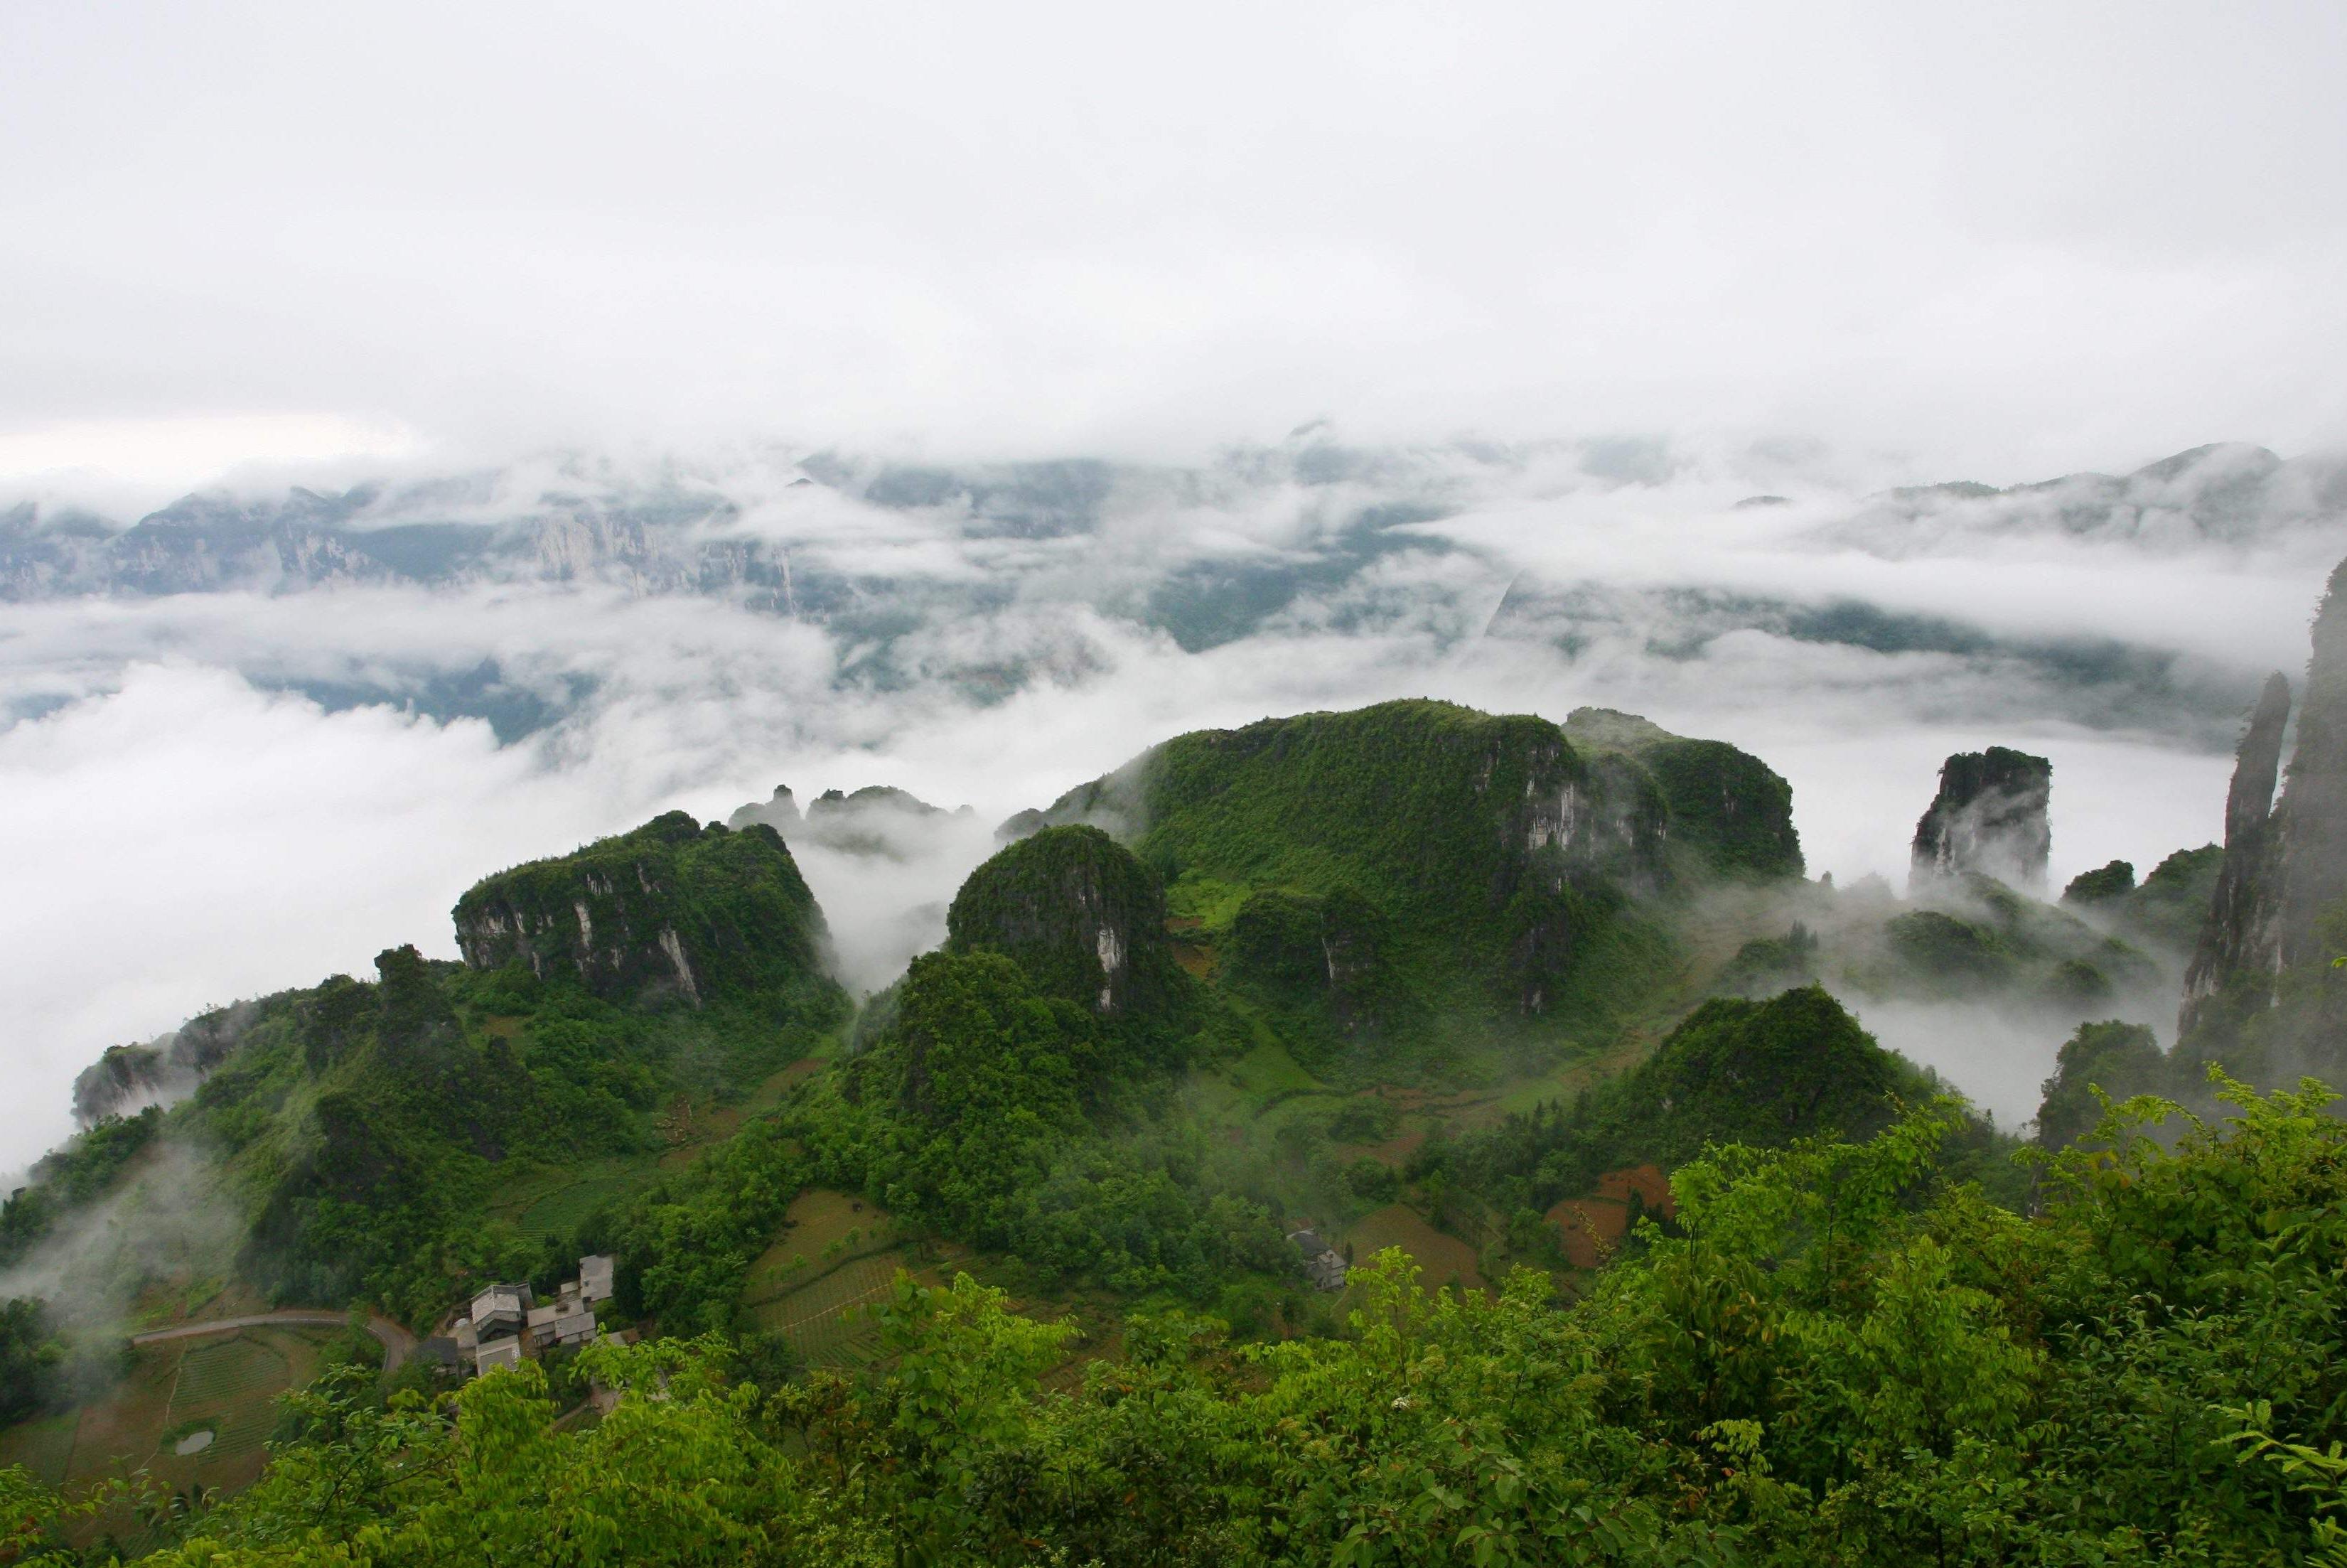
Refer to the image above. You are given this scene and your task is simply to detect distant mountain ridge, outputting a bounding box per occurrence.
[8,441,2340,605]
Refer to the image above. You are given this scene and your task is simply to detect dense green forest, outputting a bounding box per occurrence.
[13,1078,2346,1565]
[6,689,2346,1564]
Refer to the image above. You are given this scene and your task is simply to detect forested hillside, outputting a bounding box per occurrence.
[14,1080,2343,1565]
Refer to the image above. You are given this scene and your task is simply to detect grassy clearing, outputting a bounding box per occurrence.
[171,1336,287,1407]
[1165,874,1255,933]
[1227,1037,1323,1100]
[487,1153,667,1240]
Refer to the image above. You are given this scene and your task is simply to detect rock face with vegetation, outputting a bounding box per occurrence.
[945,825,1189,1019]
[1910,746,2052,891]
[1001,700,1703,1069]
[1562,707,1805,880]
[2110,844,2224,957]
[2062,859,2137,906]
[1434,984,2016,1213]
[452,812,830,1009]
[2034,1019,2164,1148]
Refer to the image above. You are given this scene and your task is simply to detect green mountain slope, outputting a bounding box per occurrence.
[1004,699,1797,1078]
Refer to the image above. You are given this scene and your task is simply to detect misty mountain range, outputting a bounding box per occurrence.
[4,439,2336,749]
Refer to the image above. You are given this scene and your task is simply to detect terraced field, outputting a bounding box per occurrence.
[735,1191,960,1368]
[741,1189,895,1304]
[750,1250,917,1368]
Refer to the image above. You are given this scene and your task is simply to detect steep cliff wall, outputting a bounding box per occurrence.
[2181,672,2292,1029]
[451,812,833,1009]
[2272,562,2347,970]
[1910,748,2052,891]
[68,1001,262,1124]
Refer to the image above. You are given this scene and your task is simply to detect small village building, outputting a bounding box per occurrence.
[454,1255,614,1373]
[474,1336,525,1374]
[471,1282,533,1341]
[415,1337,462,1376]
[1288,1228,1349,1292]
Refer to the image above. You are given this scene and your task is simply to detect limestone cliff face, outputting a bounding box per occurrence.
[2272,562,2347,970]
[945,825,1187,1016]
[2176,556,2347,1060]
[1910,748,2052,891]
[2181,672,2292,1026]
[451,812,832,1009]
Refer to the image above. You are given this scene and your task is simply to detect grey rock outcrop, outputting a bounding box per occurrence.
[1910,748,2053,891]
[70,1002,259,1125]
[726,785,802,834]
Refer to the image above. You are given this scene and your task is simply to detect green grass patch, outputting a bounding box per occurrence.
[1228,1037,1323,1100]
[1166,874,1255,933]
[1342,1205,1486,1296]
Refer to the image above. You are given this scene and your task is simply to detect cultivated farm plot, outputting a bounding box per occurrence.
[750,1249,928,1368]
[0,1323,333,1554]
[1546,1165,1675,1269]
[167,1335,294,1461]
[0,1413,76,1486]
[490,1154,663,1240]
[741,1189,893,1302]
[1343,1204,1488,1295]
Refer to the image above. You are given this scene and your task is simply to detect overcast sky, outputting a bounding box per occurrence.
[5,0,2345,493]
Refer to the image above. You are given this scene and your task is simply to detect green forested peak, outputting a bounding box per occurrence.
[451,812,834,1010]
[946,824,1190,1024]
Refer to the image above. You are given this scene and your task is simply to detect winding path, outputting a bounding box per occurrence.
[129,1311,417,1372]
